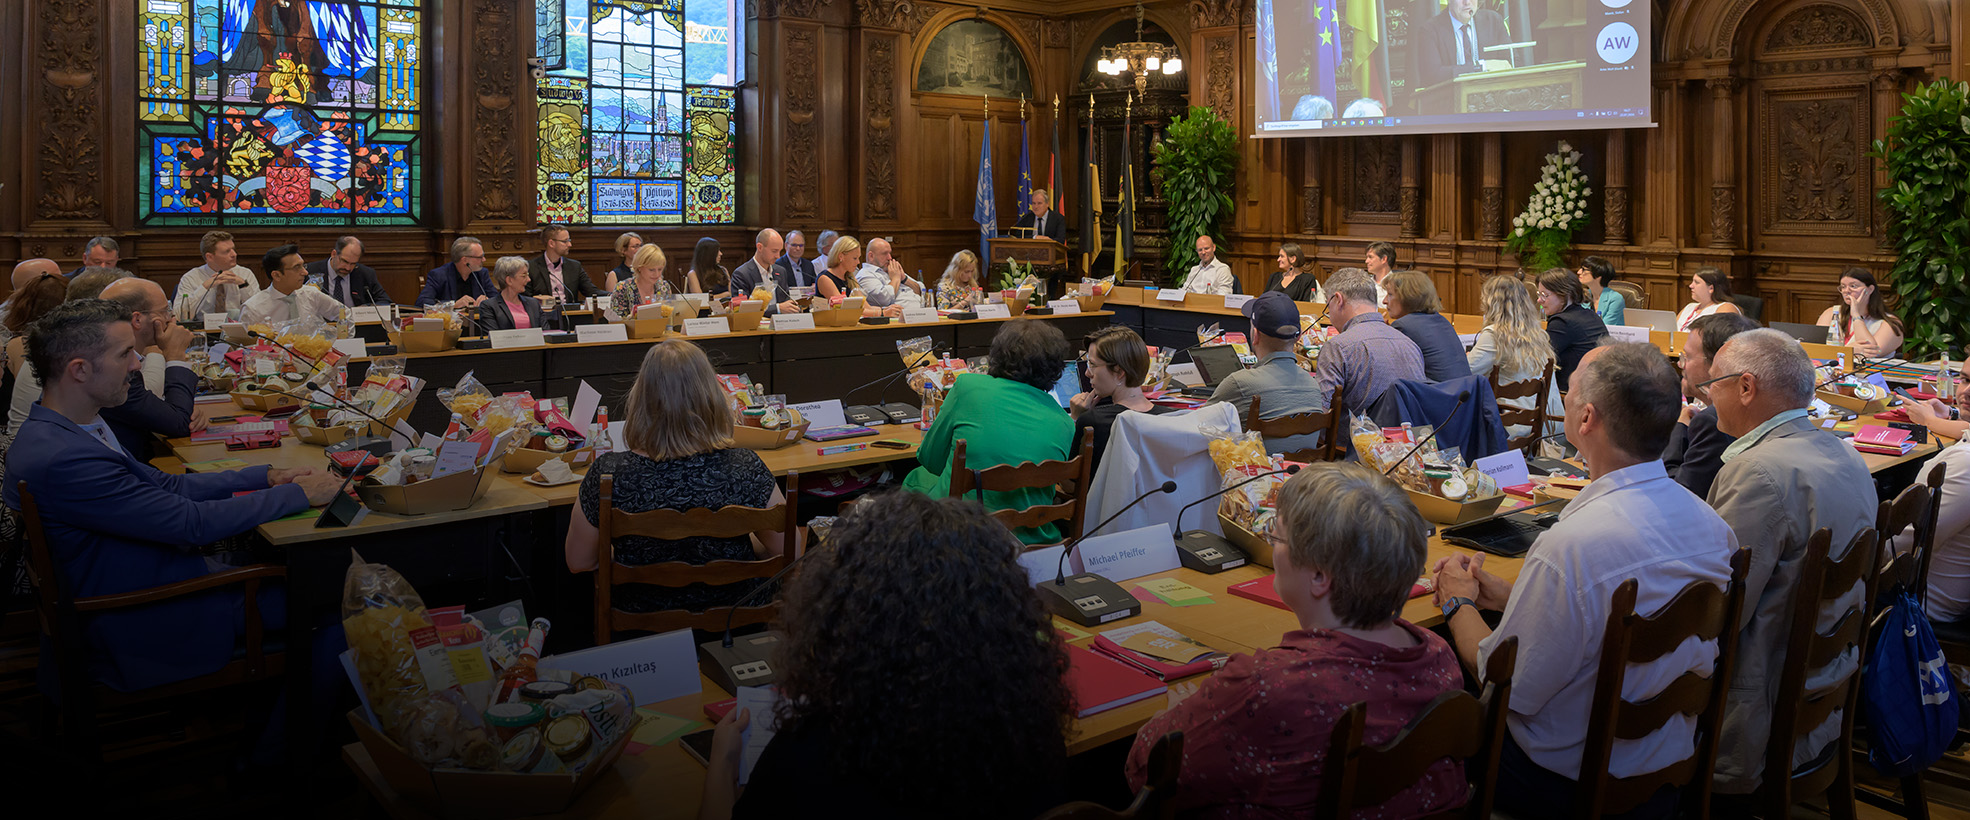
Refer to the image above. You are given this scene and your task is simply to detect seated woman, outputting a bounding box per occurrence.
[934,249,983,310]
[1537,268,1608,392]
[1265,242,1323,302]
[478,256,544,332]
[1906,360,1970,622]
[1383,270,1472,382]
[902,319,1074,544]
[1125,462,1464,817]
[604,231,642,291]
[563,340,789,613]
[1816,267,1904,357]
[689,237,726,299]
[815,235,862,304]
[1577,255,1624,327]
[5,271,73,434]
[1467,274,1556,440]
[606,243,672,321]
[1674,267,1741,331]
[699,491,1070,820]
[1070,326,1173,470]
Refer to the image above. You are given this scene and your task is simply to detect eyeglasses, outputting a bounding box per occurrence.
[1696,371,1746,390]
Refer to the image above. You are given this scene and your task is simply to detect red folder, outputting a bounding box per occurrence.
[1064,643,1166,718]
[1229,574,1432,612]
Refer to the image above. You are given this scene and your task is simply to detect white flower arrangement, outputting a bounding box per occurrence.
[1506,140,1595,271]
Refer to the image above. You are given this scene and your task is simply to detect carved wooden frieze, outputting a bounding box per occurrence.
[1205,36,1236,124]
[1710,186,1736,248]
[1301,185,1322,234]
[1604,187,1630,245]
[865,34,898,220]
[1761,91,1868,235]
[1190,0,1241,29]
[472,0,521,222]
[1763,5,1869,50]
[36,0,105,221]
[1345,138,1400,221]
[784,28,821,219]
[856,0,914,30]
[1399,188,1421,237]
[1480,187,1504,240]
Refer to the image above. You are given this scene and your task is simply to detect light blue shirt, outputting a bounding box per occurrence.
[1721,407,1810,462]
[1595,288,1626,328]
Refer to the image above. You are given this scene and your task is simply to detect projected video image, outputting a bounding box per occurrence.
[1254,0,1651,137]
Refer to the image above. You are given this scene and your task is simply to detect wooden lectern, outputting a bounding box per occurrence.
[1412,61,1586,115]
[988,235,1068,268]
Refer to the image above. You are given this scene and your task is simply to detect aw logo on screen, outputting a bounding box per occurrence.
[1596,22,1640,64]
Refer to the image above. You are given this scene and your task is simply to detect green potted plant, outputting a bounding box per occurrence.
[1870,78,1970,360]
[1152,106,1238,285]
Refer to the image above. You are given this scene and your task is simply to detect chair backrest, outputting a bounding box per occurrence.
[1609,280,1645,310]
[1761,527,1880,814]
[1916,460,1948,598]
[19,484,86,706]
[950,428,1094,541]
[1033,731,1184,820]
[1575,548,1750,817]
[1246,392,1347,463]
[1732,293,1766,322]
[1874,480,1934,602]
[593,471,801,644]
[1319,638,1519,820]
[1489,359,1554,456]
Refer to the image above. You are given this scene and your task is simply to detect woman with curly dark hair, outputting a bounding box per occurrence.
[700,490,1073,819]
[900,318,1075,543]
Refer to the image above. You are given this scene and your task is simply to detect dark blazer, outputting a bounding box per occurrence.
[1546,303,1608,392]
[417,263,496,307]
[100,366,196,462]
[304,259,391,306]
[773,254,817,290]
[2,403,308,691]
[729,257,797,314]
[1391,312,1474,383]
[1013,210,1067,243]
[478,293,546,332]
[1416,9,1512,90]
[526,254,605,301]
[1663,405,1735,499]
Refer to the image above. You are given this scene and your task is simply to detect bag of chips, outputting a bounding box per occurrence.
[342,552,435,738]
[436,371,494,423]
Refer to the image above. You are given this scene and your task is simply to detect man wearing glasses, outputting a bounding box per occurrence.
[92,278,208,458]
[417,236,495,308]
[241,244,346,327]
[1662,312,1758,498]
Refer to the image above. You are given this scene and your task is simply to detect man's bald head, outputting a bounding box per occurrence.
[101,276,168,311]
[867,238,894,267]
[12,259,59,290]
[753,228,784,267]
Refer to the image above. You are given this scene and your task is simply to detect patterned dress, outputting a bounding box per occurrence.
[577,448,777,613]
[611,276,672,315]
[935,276,980,310]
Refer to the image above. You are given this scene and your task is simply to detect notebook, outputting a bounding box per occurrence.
[1092,621,1230,682]
[1064,643,1167,717]
[1853,424,1915,456]
[1230,574,1434,611]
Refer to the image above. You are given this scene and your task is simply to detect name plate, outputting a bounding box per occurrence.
[203,312,229,331]
[901,307,940,324]
[537,628,701,707]
[1045,299,1081,315]
[1472,449,1530,490]
[575,324,629,343]
[1606,324,1652,344]
[974,303,1012,319]
[489,328,545,349]
[331,338,370,359]
[772,313,817,331]
[1155,288,1187,303]
[1080,524,1182,583]
[1222,294,1253,310]
[684,317,728,337]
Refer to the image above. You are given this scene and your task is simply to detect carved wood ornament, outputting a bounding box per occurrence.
[1346,138,1400,218]
[1204,37,1236,124]
[37,0,104,221]
[784,28,821,219]
[865,34,898,220]
[472,0,521,221]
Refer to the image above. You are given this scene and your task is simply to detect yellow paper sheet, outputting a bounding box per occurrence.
[1137,577,1212,602]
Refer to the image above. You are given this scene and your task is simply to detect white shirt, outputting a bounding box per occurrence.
[78,417,126,456]
[1478,459,1737,779]
[1455,17,1477,64]
[853,264,925,309]
[175,264,263,322]
[1909,441,1970,621]
[240,284,345,327]
[1183,259,1234,296]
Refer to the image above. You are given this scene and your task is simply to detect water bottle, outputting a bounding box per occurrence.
[588,405,613,455]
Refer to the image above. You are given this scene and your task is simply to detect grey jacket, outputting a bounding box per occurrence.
[1706,415,1875,794]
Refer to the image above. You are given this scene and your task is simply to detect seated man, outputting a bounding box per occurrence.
[1705,329,1875,797]
[68,236,120,279]
[3,300,340,691]
[1126,462,1464,816]
[1435,343,1736,820]
[727,228,801,315]
[1182,235,1235,296]
[418,236,494,308]
[241,244,345,327]
[174,231,262,322]
[96,279,204,460]
[305,236,391,308]
[854,238,925,317]
[775,230,817,290]
[1663,312,1757,498]
[1316,267,1425,414]
[1207,291,1328,455]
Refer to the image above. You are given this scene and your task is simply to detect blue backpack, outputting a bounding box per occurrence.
[1862,587,1960,776]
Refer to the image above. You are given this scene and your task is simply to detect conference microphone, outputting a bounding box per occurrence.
[1812,355,1895,392]
[841,342,950,426]
[1381,390,1472,477]
[698,538,820,693]
[1172,464,1302,573]
[300,376,421,458]
[1035,480,1179,627]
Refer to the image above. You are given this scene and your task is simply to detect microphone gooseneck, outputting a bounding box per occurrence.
[1382,390,1472,477]
[720,542,816,649]
[1054,480,1179,585]
[1173,465,1301,537]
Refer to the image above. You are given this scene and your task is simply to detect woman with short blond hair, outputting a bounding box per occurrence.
[563,340,788,613]
[607,243,672,321]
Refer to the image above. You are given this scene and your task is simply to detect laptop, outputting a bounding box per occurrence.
[1627,308,1678,333]
[1770,321,1829,344]
[1439,497,1570,558]
[1189,344,1247,388]
[1050,360,1083,409]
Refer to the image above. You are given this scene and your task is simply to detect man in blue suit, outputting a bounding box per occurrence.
[416,236,495,308]
[4,300,342,691]
[774,230,818,290]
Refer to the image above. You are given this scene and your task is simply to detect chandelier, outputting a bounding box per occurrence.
[1096,1,1182,96]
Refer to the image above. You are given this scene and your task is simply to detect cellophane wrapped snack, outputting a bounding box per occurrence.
[437,371,494,422]
[1348,414,1501,502]
[276,312,338,362]
[342,554,435,740]
[896,336,935,370]
[1206,427,1282,532]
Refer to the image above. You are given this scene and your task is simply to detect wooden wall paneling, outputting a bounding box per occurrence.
[1479,133,1503,241]
[25,0,113,268]
[1604,130,1630,246]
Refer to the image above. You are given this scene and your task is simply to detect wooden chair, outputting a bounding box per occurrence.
[1574,548,1750,818]
[19,482,285,762]
[1609,280,1646,310]
[1855,477,1946,819]
[1034,731,1183,820]
[1319,638,1519,819]
[592,472,801,644]
[949,428,1094,543]
[1245,392,1346,463]
[1754,527,1881,820]
[1489,360,1555,456]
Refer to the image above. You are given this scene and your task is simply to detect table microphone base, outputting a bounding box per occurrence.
[1036,573,1141,627]
[1175,530,1249,573]
[325,435,394,458]
[699,630,785,693]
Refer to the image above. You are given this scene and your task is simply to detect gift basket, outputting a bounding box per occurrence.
[291,356,423,445]
[1814,362,1888,415]
[1351,415,1505,524]
[719,373,809,448]
[897,336,983,430]
[389,302,467,352]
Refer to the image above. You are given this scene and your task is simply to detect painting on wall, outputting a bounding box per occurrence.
[915,19,1033,98]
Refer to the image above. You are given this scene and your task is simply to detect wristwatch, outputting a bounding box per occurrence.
[1441,596,1477,620]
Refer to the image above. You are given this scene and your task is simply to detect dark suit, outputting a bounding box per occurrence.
[478,293,546,332]
[773,254,817,290]
[100,366,196,462]
[526,254,605,301]
[1013,210,1067,243]
[304,259,391,307]
[3,403,307,691]
[1663,406,1735,500]
[729,257,796,314]
[416,263,496,307]
[1416,9,1512,90]
[1545,303,1608,392]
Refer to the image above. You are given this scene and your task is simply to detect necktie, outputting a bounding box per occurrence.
[1461,23,1477,66]
[1038,214,1045,236]
[284,292,297,321]
[213,270,228,314]
[335,275,348,306]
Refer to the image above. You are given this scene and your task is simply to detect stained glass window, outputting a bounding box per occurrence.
[137,0,424,227]
[536,0,741,225]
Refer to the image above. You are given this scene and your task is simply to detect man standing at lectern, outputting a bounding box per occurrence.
[1013,190,1066,244]
[1417,0,1512,90]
